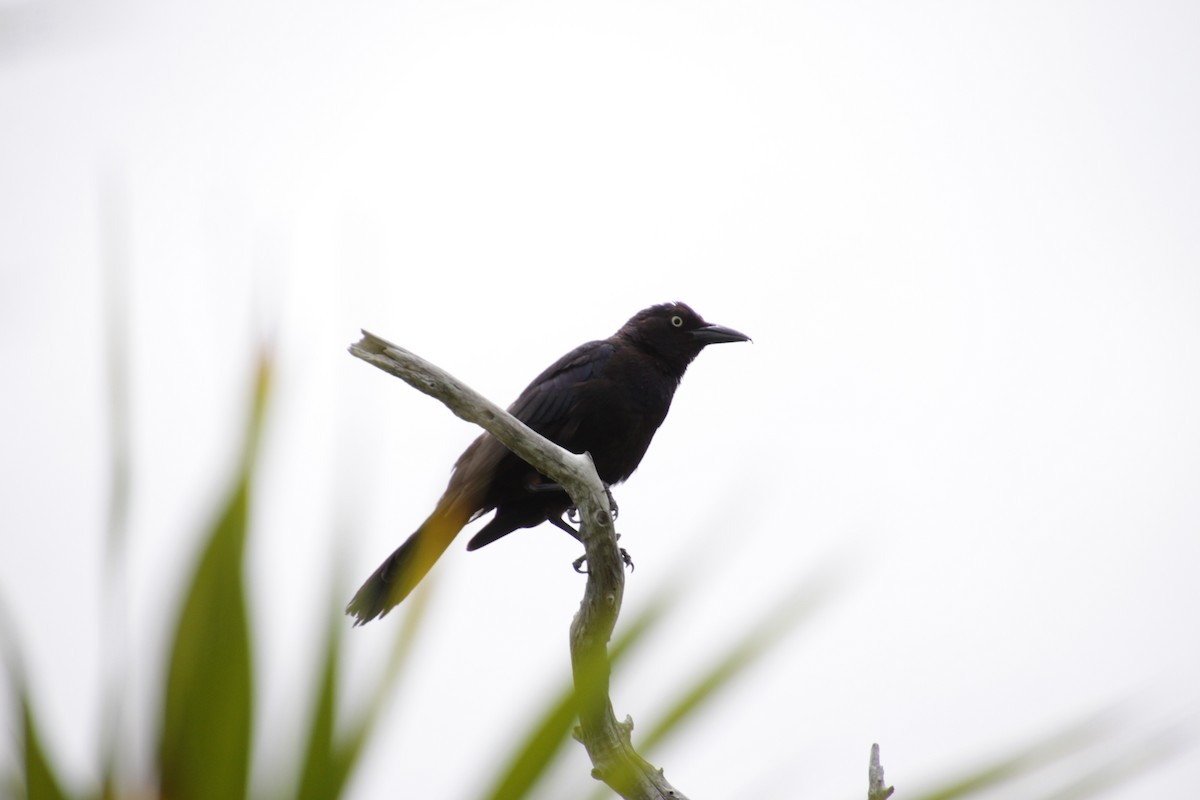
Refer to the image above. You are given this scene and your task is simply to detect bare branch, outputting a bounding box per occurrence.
[349,330,688,799]
[868,743,895,800]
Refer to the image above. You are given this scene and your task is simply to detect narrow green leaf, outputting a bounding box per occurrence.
[482,591,675,800]
[482,684,577,800]
[98,177,132,800]
[157,480,254,800]
[913,714,1109,800]
[323,580,433,794]
[295,604,344,800]
[156,357,270,800]
[99,173,132,568]
[3,594,72,800]
[21,694,72,800]
[1037,724,1192,800]
[577,573,829,800]
[638,576,828,753]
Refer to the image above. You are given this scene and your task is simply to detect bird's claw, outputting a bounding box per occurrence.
[565,485,618,525]
[571,547,634,574]
[605,486,619,519]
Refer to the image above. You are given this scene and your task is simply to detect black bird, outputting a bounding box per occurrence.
[347,301,750,625]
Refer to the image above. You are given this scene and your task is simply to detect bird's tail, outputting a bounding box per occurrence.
[346,495,473,626]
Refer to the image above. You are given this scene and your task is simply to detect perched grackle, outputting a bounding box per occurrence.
[347,301,750,625]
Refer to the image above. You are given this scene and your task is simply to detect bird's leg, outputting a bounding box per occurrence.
[530,482,619,525]
[549,514,582,542]
[548,517,592,573]
[530,479,629,572]
[546,515,615,574]
[526,478,578,522]
[546,515,594,573]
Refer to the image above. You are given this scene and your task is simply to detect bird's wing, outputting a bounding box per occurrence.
[508,340,615,435]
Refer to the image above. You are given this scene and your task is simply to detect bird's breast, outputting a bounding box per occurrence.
[567,368,677,485]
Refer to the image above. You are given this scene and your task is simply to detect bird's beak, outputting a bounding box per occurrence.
[691,323,752,345]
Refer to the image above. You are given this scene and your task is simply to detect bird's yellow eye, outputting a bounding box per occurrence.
[670,315,684,328]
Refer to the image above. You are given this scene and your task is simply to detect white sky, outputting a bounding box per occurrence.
[2,1,1198,797]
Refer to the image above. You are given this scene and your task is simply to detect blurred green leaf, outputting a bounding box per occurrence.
[907,710,1196,800]
[483,681,578,800]
[3,568,72,800]
[482,590,675,800]
[913,714,1109,800]
[156,357,270,800]
[98,177,131,800]
[100,173,132,566]
[20,693,71,800]
[1037,726,1192,800]
[295,578,431,800]
[638,574,828,754]
[331,582,432,782]
[296,607,344,800]
[157,477,254,800]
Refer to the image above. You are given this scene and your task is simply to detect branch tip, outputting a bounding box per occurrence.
[868,743,895,800]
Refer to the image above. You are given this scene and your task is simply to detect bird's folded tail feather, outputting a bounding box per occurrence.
[346,495,473,626]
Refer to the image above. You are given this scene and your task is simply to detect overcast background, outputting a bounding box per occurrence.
[2,0,1198,797]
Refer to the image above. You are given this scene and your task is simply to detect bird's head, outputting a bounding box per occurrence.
[619,302,751,373]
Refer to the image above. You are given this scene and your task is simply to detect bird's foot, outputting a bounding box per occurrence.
[571,546,634,574]
[565,485,619,524]
[605,485,619,519]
